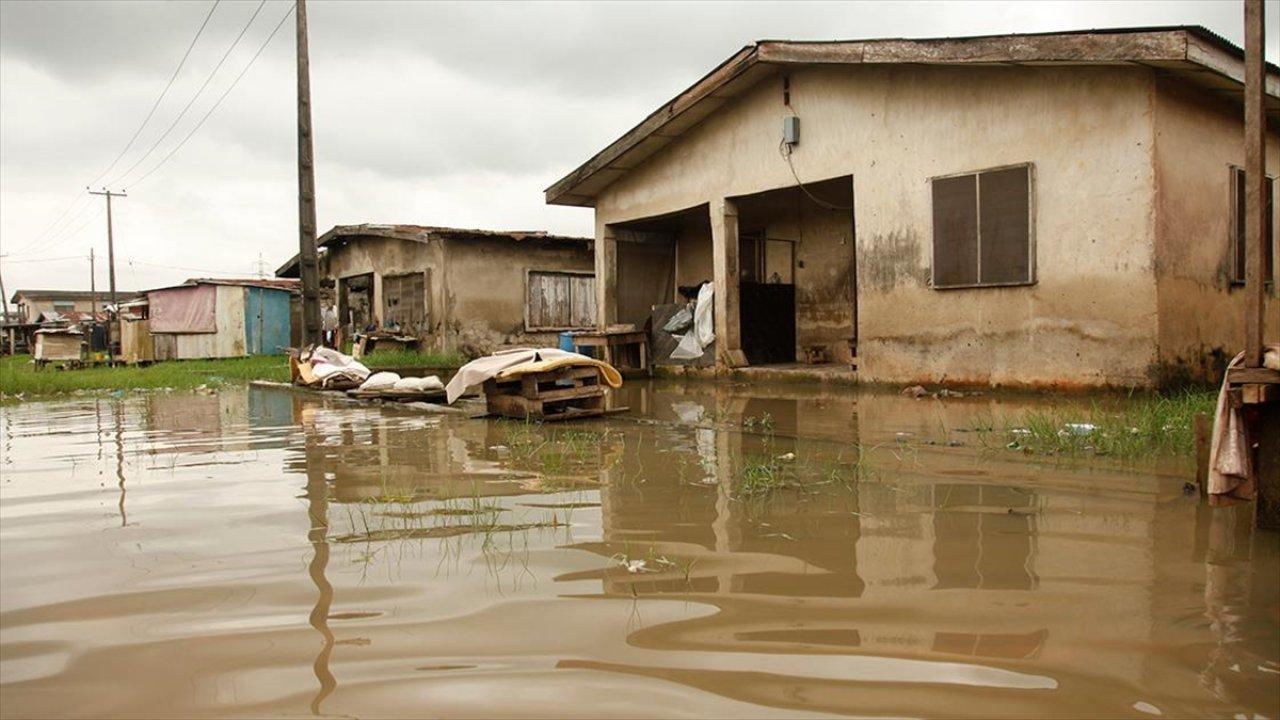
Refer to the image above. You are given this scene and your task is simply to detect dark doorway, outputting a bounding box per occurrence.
[339,273,373,333]
[733,175,855,366]
[740,282,796,365]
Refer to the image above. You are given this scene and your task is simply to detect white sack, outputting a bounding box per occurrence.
[360,371,401,391]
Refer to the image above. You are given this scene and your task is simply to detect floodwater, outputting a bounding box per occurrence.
[1,381,1277,719]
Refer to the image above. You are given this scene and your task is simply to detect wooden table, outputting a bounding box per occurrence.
[570,330,650,376]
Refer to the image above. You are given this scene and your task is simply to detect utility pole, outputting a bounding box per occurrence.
[90,248,97,318]
[0,256,9,355]
[0,255,9,326]
[296,0,321,346]
[1242,0,1268,368]
[88,188,126,360]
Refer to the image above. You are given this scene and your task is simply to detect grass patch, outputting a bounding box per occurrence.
[361,348,466,369]
[0,354,289,398]
[975,389,1215,459]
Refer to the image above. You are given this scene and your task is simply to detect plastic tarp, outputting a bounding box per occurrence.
[670,283,715,360]
[150,285,216,333]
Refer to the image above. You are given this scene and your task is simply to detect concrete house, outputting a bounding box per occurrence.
[546,27,1280,388]
[276,224,595,355]
[8,289,139,324]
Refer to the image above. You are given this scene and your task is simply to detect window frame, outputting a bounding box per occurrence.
[1227,164,1276,288]
[380,271,429,331]
[523,269,597,332]
[930,162,1037,291]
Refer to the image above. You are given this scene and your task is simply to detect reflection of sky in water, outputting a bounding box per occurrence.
[0,382,1276,718]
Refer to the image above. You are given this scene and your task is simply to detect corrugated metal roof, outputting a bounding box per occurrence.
[9,289,141,303]
[275,224,593,277]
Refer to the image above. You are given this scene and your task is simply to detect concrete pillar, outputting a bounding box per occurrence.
[595,225,617,330]
[711,197,746,367]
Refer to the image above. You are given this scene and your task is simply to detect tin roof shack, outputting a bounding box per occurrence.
[32,328,83,364]
[146,279,298,361]
[276,225,595,356]
[547,26,1280,389]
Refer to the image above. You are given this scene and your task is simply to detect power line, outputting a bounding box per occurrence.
[131,2,295,189]
[126,258,245,275]
[97,1,221,186]
[9,2,221,256]
[38,201,105,250]
[0,255,89,264]
[41,205,106,251]
[110,0,268,188]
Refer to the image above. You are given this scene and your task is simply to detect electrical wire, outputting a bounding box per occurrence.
[8,2,220,256]
[41,206,106,251]
[1,255,89,263]
[779,139,855,212]
[130,1,294,189]
[126,258,245,275]
[109,0,268,188]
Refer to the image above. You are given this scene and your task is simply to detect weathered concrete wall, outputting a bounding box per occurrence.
[1152,78,1280,386]
[323,235,443,349]
[595,64,1163,387]
[444,236,594,356]
[17,297,101,322]
[323,233,593,356]
[675,225,714,290]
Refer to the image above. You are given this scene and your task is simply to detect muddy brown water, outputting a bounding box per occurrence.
[1,381,1276,718]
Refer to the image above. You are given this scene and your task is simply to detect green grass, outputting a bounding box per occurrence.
[0,354,290,398]
[974,389,1216,459]
[361,348,467,369]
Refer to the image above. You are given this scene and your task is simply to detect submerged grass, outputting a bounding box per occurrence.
[0,354,289,398]
[974,389,1215,459]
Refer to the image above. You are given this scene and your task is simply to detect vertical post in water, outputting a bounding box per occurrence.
[1243,0,1266,368]
[296,0,321,346]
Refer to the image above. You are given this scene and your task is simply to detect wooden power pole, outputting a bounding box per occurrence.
[90,248,97,319]
[296,0,321,346]
[89,188,125,359]
[1243,0,1267,368]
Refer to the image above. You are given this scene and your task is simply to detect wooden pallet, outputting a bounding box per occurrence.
[347,388,447,403]
[483,366,606,421]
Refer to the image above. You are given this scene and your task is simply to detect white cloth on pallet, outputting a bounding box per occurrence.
[445,348,585,404]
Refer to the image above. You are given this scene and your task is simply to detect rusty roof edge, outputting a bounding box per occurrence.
[545,26,1278,208]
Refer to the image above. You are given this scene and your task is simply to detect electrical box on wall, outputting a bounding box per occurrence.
[783,116,800,146]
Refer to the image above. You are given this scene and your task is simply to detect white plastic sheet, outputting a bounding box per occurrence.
[671,283,715,360]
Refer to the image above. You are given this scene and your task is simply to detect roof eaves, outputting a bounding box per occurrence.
[545,26,1278,208]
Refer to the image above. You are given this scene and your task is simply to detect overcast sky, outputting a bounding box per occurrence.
[1,0,1277,293]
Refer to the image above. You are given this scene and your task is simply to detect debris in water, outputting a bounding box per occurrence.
[900,385,928,398]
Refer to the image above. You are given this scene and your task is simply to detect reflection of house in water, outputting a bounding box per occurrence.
[555,384,1262,716]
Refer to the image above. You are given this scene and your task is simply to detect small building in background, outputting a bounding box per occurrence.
[275,225,594,356]
[7,289,139,324]
[143,278,298,360]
